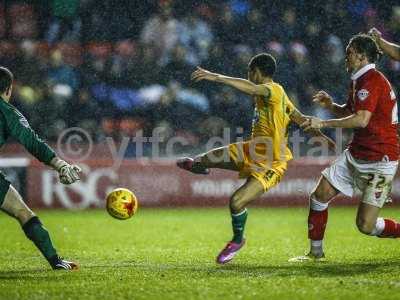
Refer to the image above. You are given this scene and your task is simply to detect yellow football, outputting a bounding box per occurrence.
[106,188,138,220]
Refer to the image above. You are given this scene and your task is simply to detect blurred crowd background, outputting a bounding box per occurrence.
[0,0,399,157]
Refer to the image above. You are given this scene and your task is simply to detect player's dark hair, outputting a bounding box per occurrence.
[348,34,382,63]
[248,53,276,77]
[0,67,13,95]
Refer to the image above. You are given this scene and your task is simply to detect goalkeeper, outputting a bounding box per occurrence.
[0,66,81,270]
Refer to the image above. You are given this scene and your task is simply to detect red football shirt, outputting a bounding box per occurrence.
[345,64,399,161]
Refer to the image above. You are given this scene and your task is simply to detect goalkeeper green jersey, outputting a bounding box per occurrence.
[0,97,55,164]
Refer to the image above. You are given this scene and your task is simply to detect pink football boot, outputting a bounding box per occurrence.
[216,239,246,264]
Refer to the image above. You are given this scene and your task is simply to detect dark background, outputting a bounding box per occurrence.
[0,0,399,156]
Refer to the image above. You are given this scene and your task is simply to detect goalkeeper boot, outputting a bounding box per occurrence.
[288,251,326,263]
[216,239,246,264]
[177,157,209,175]
[49,255,79,270]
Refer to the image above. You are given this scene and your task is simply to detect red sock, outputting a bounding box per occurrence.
[308,209,328,240]
[379,219,400,238]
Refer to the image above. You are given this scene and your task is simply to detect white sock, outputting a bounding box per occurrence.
[311,240,322,248]
[310,240,323,254]
[369,218,385,236]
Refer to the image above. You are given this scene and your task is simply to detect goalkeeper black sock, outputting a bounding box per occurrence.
[22,216,58,265]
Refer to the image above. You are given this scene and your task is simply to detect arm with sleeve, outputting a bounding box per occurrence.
[0,102,55,165]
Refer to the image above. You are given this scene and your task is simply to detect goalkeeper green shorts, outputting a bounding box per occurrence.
[0,171,11,207]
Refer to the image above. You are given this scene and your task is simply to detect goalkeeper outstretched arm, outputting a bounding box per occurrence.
[0,102,81,185]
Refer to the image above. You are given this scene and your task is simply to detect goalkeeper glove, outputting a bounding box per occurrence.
[50,157,81,185]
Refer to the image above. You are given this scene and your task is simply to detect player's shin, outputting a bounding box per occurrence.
[1,185,59,266]
[308,195,329,256]
[231,209,248,244]
[22,216,58,265]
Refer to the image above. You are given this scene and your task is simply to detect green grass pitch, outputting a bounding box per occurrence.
[1,207,400,300]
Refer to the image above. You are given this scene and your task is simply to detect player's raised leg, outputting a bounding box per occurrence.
[355,202,381,235]
[177,145,238,174]
[355,171,400,238]
[0,184,78,270]
[355,202,400,238]
[216,176,264,264]
[289,176,339,262]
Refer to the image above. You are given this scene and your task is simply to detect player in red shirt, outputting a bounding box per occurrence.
[290,34,400,261]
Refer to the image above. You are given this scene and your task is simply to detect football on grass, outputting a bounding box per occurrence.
[106,188,138,220]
